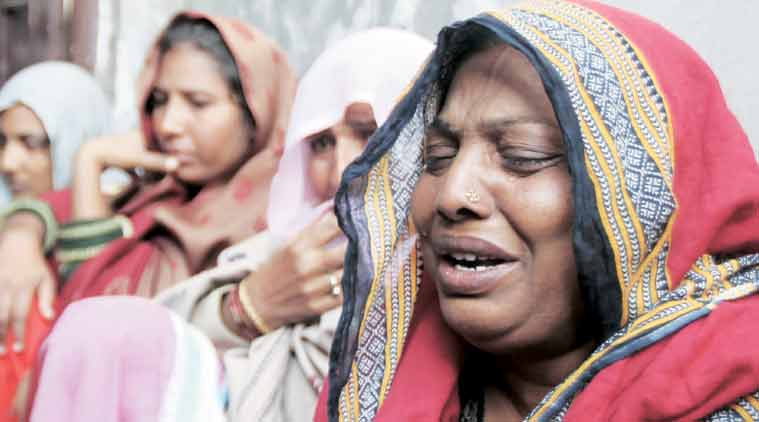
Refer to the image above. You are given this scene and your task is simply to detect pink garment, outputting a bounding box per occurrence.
[266,28,433,242]
[30,297,224,422]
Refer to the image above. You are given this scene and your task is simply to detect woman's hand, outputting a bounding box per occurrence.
[80,129,177,173]
[239,211,346,332]
[73,129,177,219]
[0,213,55,349]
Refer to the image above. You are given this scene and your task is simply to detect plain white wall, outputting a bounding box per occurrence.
[97,0,758,155]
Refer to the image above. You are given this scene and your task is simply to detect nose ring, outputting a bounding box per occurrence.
[465,189,480,204]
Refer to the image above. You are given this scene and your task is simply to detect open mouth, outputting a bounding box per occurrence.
[427,234,520,294]
[442,253,510,272]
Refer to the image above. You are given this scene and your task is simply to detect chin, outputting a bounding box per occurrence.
[437,294,522,354]
[176,168,214,184]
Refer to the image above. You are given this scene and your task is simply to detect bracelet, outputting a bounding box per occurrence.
[54,215,134,280]
[238,282,272,334]
[0,198,58,254]
[225,285,262,340]
[56,215,134,263]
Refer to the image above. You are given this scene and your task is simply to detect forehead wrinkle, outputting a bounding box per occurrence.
[453,54,558,131]
[466,43,532,84]
[479,117,560,133]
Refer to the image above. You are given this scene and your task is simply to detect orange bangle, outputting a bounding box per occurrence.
[238,282,272,334]
[225,286,261,339]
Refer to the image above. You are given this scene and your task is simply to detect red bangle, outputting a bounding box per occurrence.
[225,285,262,340]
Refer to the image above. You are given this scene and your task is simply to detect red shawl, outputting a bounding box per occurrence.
[58,11,296,303]
[316,1,759,421]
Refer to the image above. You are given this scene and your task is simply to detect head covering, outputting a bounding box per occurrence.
[317,1,759,421]
[30,297,225,422]
[0,61,113,203]
[266,28,433,241]
[60,11,297,301]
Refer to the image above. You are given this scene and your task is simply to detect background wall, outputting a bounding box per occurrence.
[0,0,99,82]
[92,0,758,154]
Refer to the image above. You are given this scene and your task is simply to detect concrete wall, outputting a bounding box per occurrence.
[97,0,758,155]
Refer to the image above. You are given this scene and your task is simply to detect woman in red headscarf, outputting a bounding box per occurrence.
[317,1,759,421]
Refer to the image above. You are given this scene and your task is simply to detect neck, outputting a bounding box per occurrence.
[482,338,596,418]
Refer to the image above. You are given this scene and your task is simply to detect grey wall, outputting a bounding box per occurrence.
[97,0,758,155]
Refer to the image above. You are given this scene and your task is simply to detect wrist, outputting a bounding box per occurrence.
[1,222,43,248]
[77,140,107,171]
[1,199,57,252]
[223,285,265,340]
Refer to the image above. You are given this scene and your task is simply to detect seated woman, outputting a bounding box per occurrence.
[0,11,296,420]
[0,60,112,422]
[29,29,433,421]
[0,61,114,338]
[0,61,112,203]
[317,2,759,421]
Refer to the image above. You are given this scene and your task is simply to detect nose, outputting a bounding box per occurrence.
[154,96,188,142]
[1,139,27,174]
[327,137,365,198]
[434,144,493,223]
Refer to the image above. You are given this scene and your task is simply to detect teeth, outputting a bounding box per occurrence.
[454,264,495,272]
[451,253,482,262]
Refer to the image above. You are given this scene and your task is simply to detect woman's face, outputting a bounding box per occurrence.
[0,104,53,197]
[307,102,377,202]
[412,44,583,357]
[150,43,252,184]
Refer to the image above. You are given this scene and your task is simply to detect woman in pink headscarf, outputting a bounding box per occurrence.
[30,28,433,422]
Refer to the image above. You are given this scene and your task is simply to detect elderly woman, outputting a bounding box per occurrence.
[317,1,759,421]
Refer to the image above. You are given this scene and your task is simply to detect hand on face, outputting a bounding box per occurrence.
[78,128,177,175]
[233,103,376,332]
[412,45,583,356]
[239,210,346,330]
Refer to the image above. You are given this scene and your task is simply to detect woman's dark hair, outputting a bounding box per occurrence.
[147,15,256,133]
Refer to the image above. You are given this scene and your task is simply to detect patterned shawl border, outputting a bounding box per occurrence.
[492,1,679,329]
[510,0,679,319]
[329,45,444,421]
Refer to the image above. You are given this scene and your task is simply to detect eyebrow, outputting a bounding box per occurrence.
[305,127,333,141]
[428,116,559,139]
[152,85,217,99]
[427,117,458,140]
[0,130,46,139]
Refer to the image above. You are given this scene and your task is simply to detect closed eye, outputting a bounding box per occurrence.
[423,137,458,175]
[186,93,213,109]
[20,135,50,150]
[501,155,562,174]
